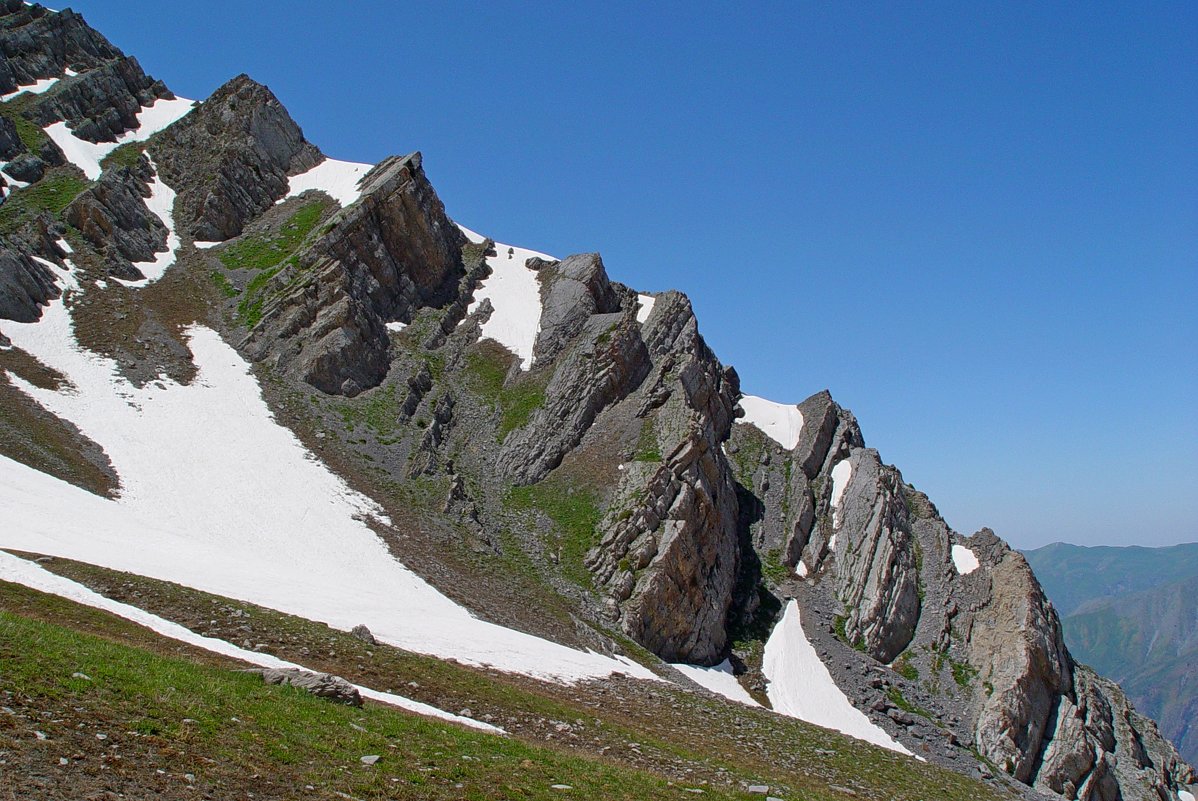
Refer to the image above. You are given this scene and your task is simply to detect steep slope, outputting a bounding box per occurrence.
[0,5,1194,801]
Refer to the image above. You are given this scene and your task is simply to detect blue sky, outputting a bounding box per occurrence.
[70,1,1196,548]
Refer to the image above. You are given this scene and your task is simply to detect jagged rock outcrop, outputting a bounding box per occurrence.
[497,254,647,484]
[0,115,24,160]
[585,291,743,664]
[0,4,172,142]
[0,242,59,322]
[244,153,465,395]
[63,157,166,279]
[151,74,320,241]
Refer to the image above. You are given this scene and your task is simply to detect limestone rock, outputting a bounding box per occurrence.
[243,153,465,395]
[151,73,321,241]
[250,668,362,706]
[63,157,166,279]
[0,243,59,322]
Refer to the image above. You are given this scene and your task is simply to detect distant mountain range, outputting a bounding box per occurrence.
[1024,542,1198,766]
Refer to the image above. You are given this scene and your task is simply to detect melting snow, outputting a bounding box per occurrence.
[458,223,552,370]
[796,561,809,578]
[193,240,220,250]
[0,271,657,685]
[951,544,980,575]
[737,395,805,450]
[115,157,179,287]
[635,294,656,324]
[0,550,501,733]
[763,600,912,755]
[1,75,59,101]
[44,96,195,180]
[670,659,760,707]
[1178,791,1195,801]
[829,459,853,528]
[284,157,372,207]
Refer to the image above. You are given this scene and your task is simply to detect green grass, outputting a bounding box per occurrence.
[99,141,145,172]
[0,171,88,233]
[892,654,919,681]
[632,417,662,463]
[760,548,790,583]
[338,383,401,439]
[497,378,546,440]
[210,270,239,298]
[508,481,601,588]
[886,687,934,720]
[0,96,49,152]
[0,609,743,800]
[465,347,508,401]
[950,659,978,689]
[465,346,547,440]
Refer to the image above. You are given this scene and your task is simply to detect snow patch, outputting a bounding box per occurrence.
[670,660,760,707]
[829,459,853,528]
[951,544,980,575]
[0,270,658,685]
[1,75,59,101]
[193,240,220,250]
[44,96,195,180]
[385,321,407,333]
[796,561,809,578]
[1178,791,1195,801]
[763,600,911,755]
[115,157,179,287]
[458,223,552,370]
[284,157,372,207]
[0,550,501,733]
[737,395,805,450]
[636,294,656,324]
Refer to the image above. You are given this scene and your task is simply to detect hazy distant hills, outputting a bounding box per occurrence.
[1024,542,1198,765]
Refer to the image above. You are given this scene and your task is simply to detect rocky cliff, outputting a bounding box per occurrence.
[0,5,1192,800]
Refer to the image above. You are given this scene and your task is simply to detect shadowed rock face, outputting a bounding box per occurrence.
[244,153,466,395]
[151,74,321,242]
[0,243,59,322]
[64,157,167,280]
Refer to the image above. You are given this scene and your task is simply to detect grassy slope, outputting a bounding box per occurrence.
[1,557,1014,801]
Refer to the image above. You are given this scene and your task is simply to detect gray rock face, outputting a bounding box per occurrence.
[250,668,362,706]
[0,114,23,160]
[244,153,465,395]
[151,73,320,241]
[0,4,171,141]
[3,153,44,184]
[586,291,743,664]
[532,253,623,364]
[0,242,59,322]
[63,157,166,280]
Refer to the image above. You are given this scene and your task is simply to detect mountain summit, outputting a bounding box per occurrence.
[0,5,1193,801]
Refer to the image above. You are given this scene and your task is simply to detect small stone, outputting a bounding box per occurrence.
[550,785,572,790]
[747,786,769,795]
[34,731,47,740]
[58,757,69,766]
[71,672,92,681]
[350,624,376,645]
[184,773,195,783]
[360,755,380,765]
[95,733,107,740]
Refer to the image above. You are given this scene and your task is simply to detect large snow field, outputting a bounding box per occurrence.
[737,394,805,450]
[0,550,501,733]
[0,266,656,685]
[284,157,373,207]
[458,224,552,370]
[763,600,912,755]
[44,96,196,180]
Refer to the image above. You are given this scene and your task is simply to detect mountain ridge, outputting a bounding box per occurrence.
[0,5,1193,801]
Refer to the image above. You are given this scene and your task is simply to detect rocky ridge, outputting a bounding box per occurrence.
[0,5,1193,801]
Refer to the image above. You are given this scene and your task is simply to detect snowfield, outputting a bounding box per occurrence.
[829,458,853,528]
[117,157,180,287]
[458,224,552,370]
[737,394,805,450]
[0,267,656,685]
[670,659,760,708]
[951,544,980,575]
[284,157,373,207]
[763,600,911,755]
[0,550,501,733]
[44,95,196,180]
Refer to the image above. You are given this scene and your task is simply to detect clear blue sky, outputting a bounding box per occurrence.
[70,1,1196,548]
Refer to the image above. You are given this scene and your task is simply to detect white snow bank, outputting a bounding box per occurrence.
[830,458,853,528]
[193,241,220,250]
[458,223,552,370]
[763,600,911,755]
[0,550,500,733]
[1,75,59,102]
[737,395,805,450]
[670,659,760,707]
[284,157,372,208]
[44,95,195,180]
[385,321,407,333]
[116,157,179,287]
[636,294,656,324]
[0,272,658,686]
[951,544,980,575]
[1178,790,1195,801]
